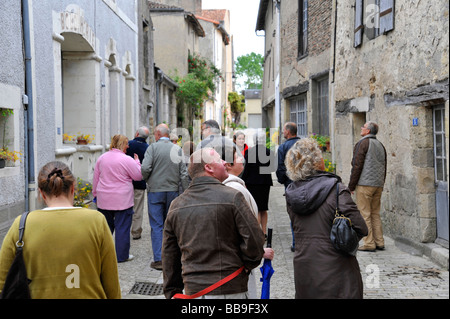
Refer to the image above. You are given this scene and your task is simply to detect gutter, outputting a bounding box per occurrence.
[21,0,35,212]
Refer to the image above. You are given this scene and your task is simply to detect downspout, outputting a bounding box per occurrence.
[274,0,281,134]
[155,68,163,125]
[22,0,35,212]
[330,0,338,165]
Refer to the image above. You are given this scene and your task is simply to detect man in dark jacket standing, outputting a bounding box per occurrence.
[276,122,301,187]
[126,126,150,240]
[276,122,300,251]
[162,148,265,299]
[349,121,387,252]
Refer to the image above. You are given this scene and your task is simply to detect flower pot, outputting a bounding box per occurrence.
[77,139,88,145]
[326,141,330,152]
[0,158,5,169]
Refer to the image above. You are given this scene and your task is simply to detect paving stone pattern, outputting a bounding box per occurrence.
[118,182,449,299]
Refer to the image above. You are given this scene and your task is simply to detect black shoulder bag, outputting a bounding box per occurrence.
[330,184,359,256]
[0,212,32,299]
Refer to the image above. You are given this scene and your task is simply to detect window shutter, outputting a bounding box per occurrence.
[354,0,364,47]
[379,0,395,34]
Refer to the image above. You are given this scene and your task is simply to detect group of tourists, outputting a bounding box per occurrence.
[0,118,386,300]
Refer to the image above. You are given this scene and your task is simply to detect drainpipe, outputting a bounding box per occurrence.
[22,0,35,212]
[330,0,338,165]
[273,0,281,132]
[155,68,163,125]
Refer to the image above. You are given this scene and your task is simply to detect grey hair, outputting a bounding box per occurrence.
[366,121,379,135]
[136,126,149,139]
[203,120,221,134]
[285,138,323,181]
[155,124,170,137]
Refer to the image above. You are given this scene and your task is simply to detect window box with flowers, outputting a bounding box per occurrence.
[64,133,95,145]
[0,148,21,169]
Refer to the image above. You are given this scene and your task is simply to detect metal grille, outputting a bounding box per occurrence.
[129,282,164,296]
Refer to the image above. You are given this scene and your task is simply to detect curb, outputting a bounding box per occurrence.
[394,236,449,270]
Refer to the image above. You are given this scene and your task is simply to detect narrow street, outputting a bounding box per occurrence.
[117,178,449,299]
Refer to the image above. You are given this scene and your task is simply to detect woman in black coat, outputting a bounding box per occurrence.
[285,138,368,299]
[241,131,276,236]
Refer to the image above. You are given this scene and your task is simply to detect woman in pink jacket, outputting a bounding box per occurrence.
[93,134,142,262]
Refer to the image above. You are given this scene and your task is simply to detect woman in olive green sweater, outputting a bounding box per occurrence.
[0,161,121,299]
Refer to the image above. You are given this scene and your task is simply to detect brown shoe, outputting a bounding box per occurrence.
[358,245,376,252]
[151,261,163,270]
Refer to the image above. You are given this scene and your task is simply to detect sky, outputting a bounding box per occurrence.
[201,0,265,59]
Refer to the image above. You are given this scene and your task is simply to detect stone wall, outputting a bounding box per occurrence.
[333,0,449,243]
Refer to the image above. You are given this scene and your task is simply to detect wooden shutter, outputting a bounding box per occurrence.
[354,0,364,47]
[379,0,395,34]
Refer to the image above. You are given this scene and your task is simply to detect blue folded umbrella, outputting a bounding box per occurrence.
[260,228,274,299]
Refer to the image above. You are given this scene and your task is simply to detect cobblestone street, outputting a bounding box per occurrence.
[118,179,449,299]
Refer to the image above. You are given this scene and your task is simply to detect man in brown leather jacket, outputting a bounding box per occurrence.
[162,148,265,299]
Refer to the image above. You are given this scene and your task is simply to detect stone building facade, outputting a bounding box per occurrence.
[257,0,333,140]
[332,0,449,245]
[279,0,333,138]
[257,0,449,246]
[0,0,153,241]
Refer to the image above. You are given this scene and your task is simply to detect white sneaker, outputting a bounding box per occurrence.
[119,254,134,262]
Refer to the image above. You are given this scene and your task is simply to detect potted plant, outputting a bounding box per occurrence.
[0,148,21,169]
[311,133,330,152]
[324,158,336,173]
[73,178,93,208]
[73,133,94,145]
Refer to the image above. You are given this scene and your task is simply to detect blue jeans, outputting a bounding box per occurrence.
[98,207,134,262]
[148,191,178,262]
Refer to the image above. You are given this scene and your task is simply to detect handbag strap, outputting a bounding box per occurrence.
[173,266,245,299]
[335,182,340,214]
[16,212,30,250]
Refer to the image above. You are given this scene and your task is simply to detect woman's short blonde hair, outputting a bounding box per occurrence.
[110,134,129,151]
[285,138,323,181]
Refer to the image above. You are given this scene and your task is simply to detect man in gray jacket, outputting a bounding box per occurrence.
[142,124,189,270]
[349,121,387,252]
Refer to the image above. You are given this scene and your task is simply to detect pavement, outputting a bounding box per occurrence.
[118,179,449,299]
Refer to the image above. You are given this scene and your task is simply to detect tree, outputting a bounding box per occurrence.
[228,91,245,126]
[175,53,222,119]
[235,52,264,90]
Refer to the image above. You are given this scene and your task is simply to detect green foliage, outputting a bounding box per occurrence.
[311,133,330,148]
[175,53,222,118]
[176,73,209,115]
[0,108,14,151]
[228,92,245,114]
[73,178,93,208]
[188,53,222,92]
[324,158,336,173]
[235,52,264,89]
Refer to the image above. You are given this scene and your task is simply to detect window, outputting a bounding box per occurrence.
[298,0,308,58]
[434,106,447,182]
[354,0,395,47]
[312,77,329,136]
[290,95,307,138]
